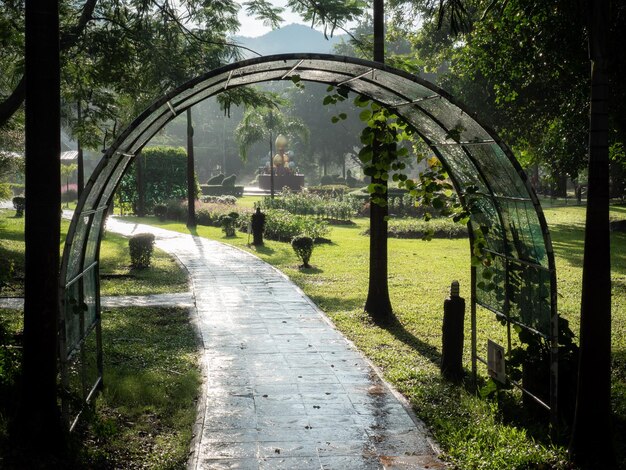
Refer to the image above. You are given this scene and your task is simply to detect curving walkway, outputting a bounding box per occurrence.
[104,216,446,470]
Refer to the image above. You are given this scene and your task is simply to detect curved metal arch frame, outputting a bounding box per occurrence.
[59,53,559,430]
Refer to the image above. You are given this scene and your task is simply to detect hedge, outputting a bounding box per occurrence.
[117,146,200,214]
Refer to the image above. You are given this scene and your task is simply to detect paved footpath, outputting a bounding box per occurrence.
[64,216,449,469]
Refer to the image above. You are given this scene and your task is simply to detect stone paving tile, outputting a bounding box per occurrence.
[103,217,446,470]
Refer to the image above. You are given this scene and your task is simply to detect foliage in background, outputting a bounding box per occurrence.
[362,216,468,239]
[261,188,362,221]
[116,146,199,214]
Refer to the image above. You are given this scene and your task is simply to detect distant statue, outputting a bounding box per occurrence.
[271,134,295,176]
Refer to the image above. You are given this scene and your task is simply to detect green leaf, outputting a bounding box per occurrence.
[354,95,369,107]
[359,109,372,121]
[323,95,334,106]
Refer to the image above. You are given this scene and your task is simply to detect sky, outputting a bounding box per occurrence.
[235,0,308,38]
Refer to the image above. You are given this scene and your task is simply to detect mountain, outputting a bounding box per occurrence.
[231,23,345,58]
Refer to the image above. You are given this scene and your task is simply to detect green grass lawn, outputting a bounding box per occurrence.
[0,209,188,297]
[128,203,626,469]
[0,306,200,469]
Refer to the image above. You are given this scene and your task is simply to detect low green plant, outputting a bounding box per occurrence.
[291,235,314,268]
[202,195,237,205]
[220,213,239,237]
[196,207,212,226]
[260,209,330,242]
[362,217,468,239]
[128,233,155,269]
[262,188,362,221]
[12,196,24,217]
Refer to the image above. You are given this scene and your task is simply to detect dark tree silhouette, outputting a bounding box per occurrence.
[17,0,64,456]
[364,0,393,322]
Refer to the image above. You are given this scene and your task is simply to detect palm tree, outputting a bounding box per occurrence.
[234,105,309,198]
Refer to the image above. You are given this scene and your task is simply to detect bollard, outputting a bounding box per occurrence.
[441,280,465,382]
[251,207,266,246]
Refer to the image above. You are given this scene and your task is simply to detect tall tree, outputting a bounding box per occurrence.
[17,0,64,458]
[568,0,614,466]
[364,0,394,322]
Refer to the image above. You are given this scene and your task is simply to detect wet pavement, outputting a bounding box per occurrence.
[71,216,448,469]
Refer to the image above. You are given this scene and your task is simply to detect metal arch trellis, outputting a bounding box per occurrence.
[58,53,559,430]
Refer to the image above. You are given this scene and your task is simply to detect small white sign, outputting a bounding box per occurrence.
[487,340,506,383]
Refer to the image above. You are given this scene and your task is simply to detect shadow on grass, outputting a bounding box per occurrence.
[373,314,442,368]
[297,266,324,274]
[250,244,275,255]
[549,223,626,276]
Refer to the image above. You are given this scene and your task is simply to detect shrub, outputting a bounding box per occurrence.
[196,207,212,226]
[306,185,350,197]
[220,214,237,237]
[117,146,200,213]
[361,217,468,239]
[200,185,244,197]
[221,174,237,187]
[201,195,237,205]
[12,196,24,217]
[291,235,314,268]
[128,233,155,269]
[165,199,187,221]
[194,202,249,228]
[261,188,361,221]
[261,209,330,242]
[207,173,225,185]
[154,204,168,221]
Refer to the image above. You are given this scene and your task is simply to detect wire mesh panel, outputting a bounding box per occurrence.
[60,53,558,429]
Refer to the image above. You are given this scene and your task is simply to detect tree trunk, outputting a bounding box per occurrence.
[18,0,64,456]
[568,0,615,466]
[186,108,196,228]
[365,0,393,322]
